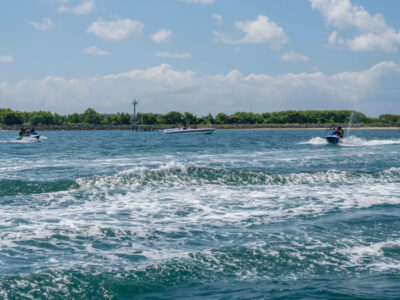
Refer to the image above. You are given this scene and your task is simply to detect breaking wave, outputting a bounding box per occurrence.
[76,162,400,189]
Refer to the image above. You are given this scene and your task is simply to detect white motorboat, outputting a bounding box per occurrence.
[164,127,215,135]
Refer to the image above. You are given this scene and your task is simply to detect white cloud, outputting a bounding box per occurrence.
[180,0,215,4]
[88,18,144,41]
[29,18,54,31]
[58,0,95,14]
[214,15,288,48]
[1,62,399,116]
[155,52,191,59]
[310,0,400,52]
[212,14,223,25]
[0,56,13,63]
[328,31,344,47]
[83,46,110,56]
[151,29,172,43]
[279,51,309,62]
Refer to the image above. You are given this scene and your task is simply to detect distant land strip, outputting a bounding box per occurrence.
[1,108,400,128]
[1,124,399,131]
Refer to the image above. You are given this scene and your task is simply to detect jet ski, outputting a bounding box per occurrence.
[17,134,41,141]
[17,130,41,141]
[326,134,342,144]
[326,127,344,144]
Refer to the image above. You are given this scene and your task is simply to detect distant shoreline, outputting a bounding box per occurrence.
[1,124,399,131]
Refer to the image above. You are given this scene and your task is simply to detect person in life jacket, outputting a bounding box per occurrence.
[19,128,26,137]
[336,126,344,138]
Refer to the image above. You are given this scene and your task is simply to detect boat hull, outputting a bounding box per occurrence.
[326,135,341,144]
[164,128,215,135]
[17,134,41,141]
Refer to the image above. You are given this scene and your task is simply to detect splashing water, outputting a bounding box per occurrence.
[300,137,328,145]
[1,129,400,299]
[346,110,355,138]
[340,135,400,146]
[302,135,400,147]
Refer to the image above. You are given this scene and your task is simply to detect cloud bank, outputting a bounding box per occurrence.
[310,0,400,52]
[0,62,399,116]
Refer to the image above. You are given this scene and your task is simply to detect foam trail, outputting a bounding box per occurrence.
[301,136,400,147]
[340,136,400,147]
[300,137,327,145]
[12,138,41,143]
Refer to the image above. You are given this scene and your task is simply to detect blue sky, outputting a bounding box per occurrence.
[1,0,400,116]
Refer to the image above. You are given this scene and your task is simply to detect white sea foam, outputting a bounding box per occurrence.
[1,135,400,284]
[340,136,400,147]
[300,137,328,145]
[302,135,400,147]
[337,238,400,271]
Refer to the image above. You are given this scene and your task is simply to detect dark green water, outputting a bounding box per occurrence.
[1,129,400,299]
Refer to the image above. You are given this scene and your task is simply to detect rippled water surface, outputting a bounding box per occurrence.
[1,129,400,299]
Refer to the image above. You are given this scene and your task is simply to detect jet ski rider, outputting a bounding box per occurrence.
[19,128,26,137]
[336,126,344,138]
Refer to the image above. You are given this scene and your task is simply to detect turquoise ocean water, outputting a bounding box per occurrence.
[1,129,400,299]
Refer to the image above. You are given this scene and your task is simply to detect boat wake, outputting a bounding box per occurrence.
[3,135,47,143]
[301,136,400,147]
[300,137,327,145]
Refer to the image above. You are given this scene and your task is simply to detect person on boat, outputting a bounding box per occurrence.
[336,126,344,138]
[329,126,337,135]
[30,127,37,135]
[19,128,26,137]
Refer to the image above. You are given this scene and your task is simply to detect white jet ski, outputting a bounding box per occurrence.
[17,131,41,141]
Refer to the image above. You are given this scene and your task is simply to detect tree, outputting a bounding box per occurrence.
[67,113,81,124]
[3,111,23,125]
[141,113,158,125]
[117,113,132,125]
[29,111,54,125]
[163,111,184,124]
[379,114,400,124]
[205,113,214,124]
[82,108,101,124]
[184,112,197,125]
[53,113,66,125]
[215,113,230,124]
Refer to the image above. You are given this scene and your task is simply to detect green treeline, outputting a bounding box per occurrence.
[0,108,399,126]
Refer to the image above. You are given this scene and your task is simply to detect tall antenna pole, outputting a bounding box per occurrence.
[132,98,138,131]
